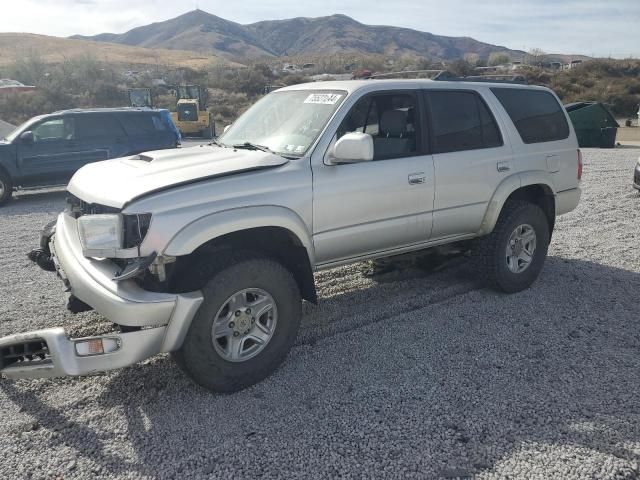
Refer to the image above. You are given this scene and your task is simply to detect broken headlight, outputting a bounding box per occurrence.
[78,214,124,251]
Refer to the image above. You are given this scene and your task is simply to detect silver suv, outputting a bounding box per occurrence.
[1,80,582,392]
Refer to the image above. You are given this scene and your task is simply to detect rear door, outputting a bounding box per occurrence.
[73,113,128,169]
[426,89,512,239]
[16,116,82,186]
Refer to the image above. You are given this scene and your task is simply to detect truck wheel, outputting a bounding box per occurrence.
[0,170,13,206]
[474,200,550,293]
[174,255,302,393]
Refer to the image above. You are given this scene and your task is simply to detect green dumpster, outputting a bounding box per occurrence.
[565,102,619,148]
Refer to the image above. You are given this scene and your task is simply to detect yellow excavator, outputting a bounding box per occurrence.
[171,85,215,139]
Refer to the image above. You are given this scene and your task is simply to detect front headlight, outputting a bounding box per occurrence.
[78,214,123,251]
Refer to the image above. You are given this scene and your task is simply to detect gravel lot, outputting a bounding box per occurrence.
[1,148,640,479]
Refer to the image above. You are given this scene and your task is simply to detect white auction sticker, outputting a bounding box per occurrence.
[304,93,343,105]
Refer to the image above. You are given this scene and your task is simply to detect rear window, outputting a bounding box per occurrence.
[118,113,167,136]
[491,88,569,144]
[428,91,503,154]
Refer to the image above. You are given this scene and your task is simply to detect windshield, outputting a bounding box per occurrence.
[219,90,346,157]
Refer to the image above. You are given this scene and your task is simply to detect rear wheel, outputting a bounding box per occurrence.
[0,170,13,206]
[174,255,301,393]
[474,200,550,293]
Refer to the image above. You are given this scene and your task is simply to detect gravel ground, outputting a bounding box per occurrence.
[1,148,640,479]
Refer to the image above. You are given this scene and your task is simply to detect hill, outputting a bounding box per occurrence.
[73,9,525,61]
[0,33,234,69]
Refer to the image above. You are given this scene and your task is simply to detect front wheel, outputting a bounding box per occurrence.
[0,169,13,206]
[174,255,302,393]
[474,201,550,293]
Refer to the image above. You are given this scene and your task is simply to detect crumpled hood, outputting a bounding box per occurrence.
[68,146,289,208]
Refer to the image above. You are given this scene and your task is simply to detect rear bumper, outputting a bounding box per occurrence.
[0,213,203,380]
[555,187,582,216]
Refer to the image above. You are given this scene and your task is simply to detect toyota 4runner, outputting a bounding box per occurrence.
[0,80,582,392]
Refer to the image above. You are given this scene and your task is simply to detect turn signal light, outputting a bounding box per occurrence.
[75,337,120,356]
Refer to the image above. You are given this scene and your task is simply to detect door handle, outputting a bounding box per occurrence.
[497,161,511,172]
[408,173,426,185]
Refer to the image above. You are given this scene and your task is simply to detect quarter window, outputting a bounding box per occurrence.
[491,88,569,144]
[338,93,421,160]
[428,91,503,154]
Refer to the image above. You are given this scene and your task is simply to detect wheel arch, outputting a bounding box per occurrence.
[164,207,317,303]
[479,173,556,236]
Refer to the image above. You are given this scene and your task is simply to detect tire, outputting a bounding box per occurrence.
[0,169,13,206]
[473,200,550,293]
[174,254,302,393]
[202,121,214,139]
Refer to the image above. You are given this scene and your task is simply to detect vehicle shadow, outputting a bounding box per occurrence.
[3,255,640,478]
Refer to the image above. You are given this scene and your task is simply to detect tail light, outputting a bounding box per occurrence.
[577,149,583,181]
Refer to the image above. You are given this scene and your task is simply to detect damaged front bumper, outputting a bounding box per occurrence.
[1,212,203,380]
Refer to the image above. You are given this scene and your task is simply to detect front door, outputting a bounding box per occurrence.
[17,116,83,186]
[312,91,435,265]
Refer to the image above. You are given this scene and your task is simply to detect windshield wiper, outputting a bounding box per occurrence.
[232,142,272,153]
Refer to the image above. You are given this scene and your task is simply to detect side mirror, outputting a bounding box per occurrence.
[20,131,34,144]
[223,124,232,133]
[328,132,374,164]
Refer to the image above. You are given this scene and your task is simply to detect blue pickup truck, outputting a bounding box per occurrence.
[0,108,181,205]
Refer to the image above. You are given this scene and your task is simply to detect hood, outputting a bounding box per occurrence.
[68,145,289,209]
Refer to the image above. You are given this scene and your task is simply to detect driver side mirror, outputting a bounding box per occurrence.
[223,124,232,134]
[327,132,374,165]
[19,131,34,145]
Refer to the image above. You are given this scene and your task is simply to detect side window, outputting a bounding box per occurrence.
[32,118,75,142]
[491,88,570,144]
[337,93,420,160]
[118,114,164,137]
[76,115,124,140]
[428,91,503,153]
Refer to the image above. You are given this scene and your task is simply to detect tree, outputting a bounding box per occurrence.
[527,48,547,66]
[488,52,511,67]
[464,53,480,66]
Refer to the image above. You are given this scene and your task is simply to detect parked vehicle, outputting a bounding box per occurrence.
[171,85,215,139]
[0,108,180,205]
[633,158,640,190]
[2,80,582,392]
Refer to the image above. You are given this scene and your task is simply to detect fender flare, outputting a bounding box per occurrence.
[478,171,555,236]
[163,205,315,264]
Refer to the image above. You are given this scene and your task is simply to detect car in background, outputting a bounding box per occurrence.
[634,158,640,190]
[0,108,181,205]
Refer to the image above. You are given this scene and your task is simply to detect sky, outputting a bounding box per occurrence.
[1,0,638,58]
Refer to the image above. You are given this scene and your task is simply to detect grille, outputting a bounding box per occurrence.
[66,194,120,218]
[1,339,51,368]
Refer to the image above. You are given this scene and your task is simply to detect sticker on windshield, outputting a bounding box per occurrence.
[304,93,343,105]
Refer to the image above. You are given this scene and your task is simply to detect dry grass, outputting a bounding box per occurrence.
[0,33,240,69]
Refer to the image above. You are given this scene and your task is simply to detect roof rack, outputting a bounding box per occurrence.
[367,70,528,85]
[440,74,528,85]
[369,69,447,80]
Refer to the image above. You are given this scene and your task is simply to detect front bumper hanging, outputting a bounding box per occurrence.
[1,213,203,380]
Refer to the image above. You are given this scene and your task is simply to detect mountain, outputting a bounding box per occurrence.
[0,33,237,69]
[73,10,524,61]
[73,10,273,59]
